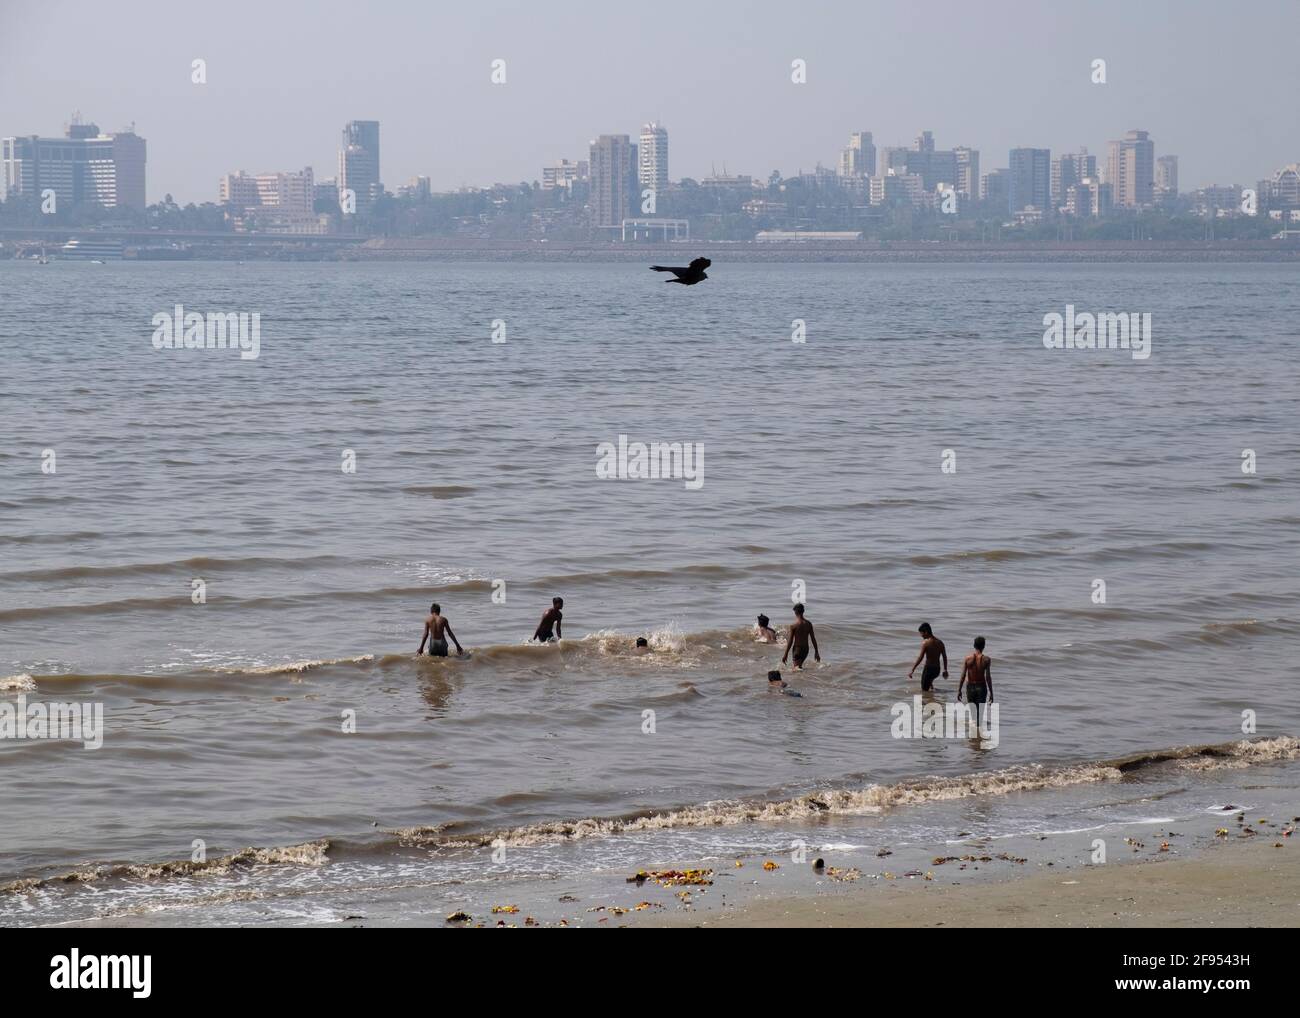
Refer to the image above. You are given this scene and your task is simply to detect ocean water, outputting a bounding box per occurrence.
[1,259,1297,925]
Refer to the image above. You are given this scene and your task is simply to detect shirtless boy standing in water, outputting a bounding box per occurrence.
[781,603,820,670]
[418,602,463,657]
[908,622,947,691]
[533,597,563,643]
[957,636,994,727]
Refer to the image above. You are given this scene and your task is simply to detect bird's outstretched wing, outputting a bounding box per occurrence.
[650,265,689,279]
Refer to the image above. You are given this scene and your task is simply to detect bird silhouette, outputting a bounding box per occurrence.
[649,256,711,285]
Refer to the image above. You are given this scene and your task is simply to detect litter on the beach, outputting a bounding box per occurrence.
[627,868,714,887]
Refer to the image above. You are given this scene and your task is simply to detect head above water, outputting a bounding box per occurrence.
[757,614,770,628]
[552,597,563,608]
[636,637,649,648]
[430,602,441,614]
[974,636,986,651]
[918,622,932,636]
[793,603,805,617]
[767,670,783,683]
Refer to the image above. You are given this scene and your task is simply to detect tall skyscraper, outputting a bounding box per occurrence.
[589,134,636,229]
[953,147,980,197]
[1008,148,1051,212]
[338,120,381,211]
[839,131,876,178]
[638,122,669,196]
[1155,154,1179,197]
[1107,130,1155,208]
[2,114,146,210]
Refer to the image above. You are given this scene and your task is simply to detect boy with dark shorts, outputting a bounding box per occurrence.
[418,602,463,657]
[908,622,947,691]
[781,603,820,670]
[958,636,994,727]
[533,597,563,643]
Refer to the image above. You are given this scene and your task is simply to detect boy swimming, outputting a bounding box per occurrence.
[755,614,777,643]
[767,669,801,697]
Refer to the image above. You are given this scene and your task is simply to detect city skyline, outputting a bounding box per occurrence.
[2,0,1297,205]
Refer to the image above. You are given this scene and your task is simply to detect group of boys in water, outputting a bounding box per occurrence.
[418,598,994,717]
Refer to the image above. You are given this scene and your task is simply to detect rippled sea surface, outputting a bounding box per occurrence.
[1,260,1297,924]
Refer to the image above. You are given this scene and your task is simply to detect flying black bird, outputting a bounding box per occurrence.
[649,256,711,285]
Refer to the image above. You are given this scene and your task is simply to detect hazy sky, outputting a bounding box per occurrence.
[3,0,1296,204]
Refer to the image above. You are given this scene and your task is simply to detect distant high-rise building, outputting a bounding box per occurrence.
[700,170,754,190]
[794,164,842,190]
[878,146,909,176]
[1193,185,1242,217]
[1008,148,1051,212]
[1264,163,1300,206]
[1052,149,1099,212]
[542,159,589,191]
[338,120,381,211]
[869,172,924,207]
[2,114,146,210]
[908,131,956,190]
[953,147,980,197]
[220,167,315,215]
[981,168,1010,208]
[1066,176,1111,218]
[638,122,669,196]
[1052,155,1077,211]
[839,131,876,178]
[879,131,958,192]
[219,166,324,233]
[397,175,432,200]
[1107,130,1155,208]
[1064,183,1088,218]
[1078,149,1098,181]
[313,178,338,209]
[1155,155,1179,197]
[589,134,637,229]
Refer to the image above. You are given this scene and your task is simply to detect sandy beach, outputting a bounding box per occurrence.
[653,837,1300,928]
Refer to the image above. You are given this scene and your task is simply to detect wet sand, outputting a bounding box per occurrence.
[43,805,1297,928]
[651,837,1300,928]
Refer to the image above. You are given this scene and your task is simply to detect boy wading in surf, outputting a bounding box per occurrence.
[419,602,463,657]
[957,636,994,727]
[908,622,947,691]
[533,597,563,643]
[781,603,820,670]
